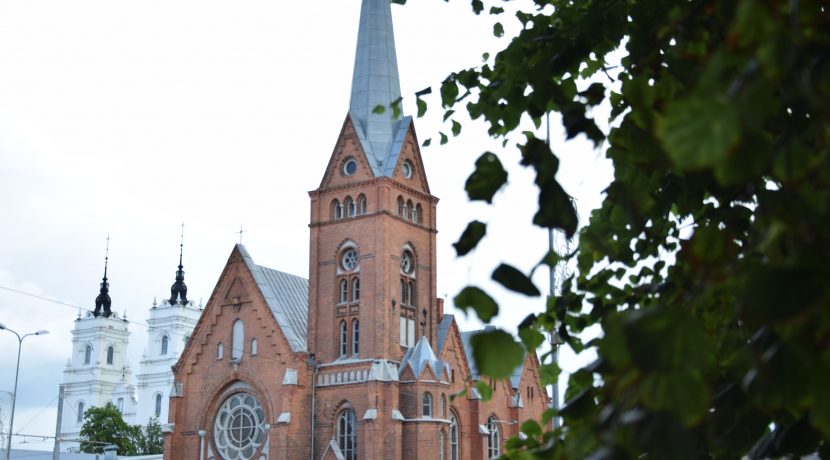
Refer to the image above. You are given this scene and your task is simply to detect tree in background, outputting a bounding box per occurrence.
[79,402,144,455]
[144,418,164,455]
[416,0,829,457]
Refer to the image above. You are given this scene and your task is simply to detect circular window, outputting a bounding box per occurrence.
[213,393,266,460]
[401,250,414,274]
[341,248,359,271]
[343,158,358,176]
[401,160,413,179]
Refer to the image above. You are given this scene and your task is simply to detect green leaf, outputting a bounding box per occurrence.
[465,152,508,203]
[476,380,493,401]
[440,77,460,107]
[492,263,541,296]
[372,104,385,115]
[416,97,427,118]
[493,22,504,37]
[422,138,431,147]
[453,220,487,256]
[470,0,483,15]
[657,97,741,171]
[518,324,545,351]
[439,132,449,145]
[639,371,709,426]
[451,119,462,136]
[471,329,525,379]
[454,286,499,322]
[521,419,542,437]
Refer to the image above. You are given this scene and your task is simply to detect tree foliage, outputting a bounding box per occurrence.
[416,0,829,457]
[79,403,158,456]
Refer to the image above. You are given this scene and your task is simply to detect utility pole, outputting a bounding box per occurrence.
[53,385,64,460]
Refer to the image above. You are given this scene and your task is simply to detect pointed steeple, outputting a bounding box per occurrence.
[93,236,113,318]
[169,224,189,305]
[349,0,406,175]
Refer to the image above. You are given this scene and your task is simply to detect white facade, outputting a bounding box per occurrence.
[135,297,201,425]
[60,312,137,450]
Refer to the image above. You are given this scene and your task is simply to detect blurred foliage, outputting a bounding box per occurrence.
[420,0,830,457]
[79,403,161,455]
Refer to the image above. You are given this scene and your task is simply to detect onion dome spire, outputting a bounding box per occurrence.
[93,236,113,318]
[169,224,189,304]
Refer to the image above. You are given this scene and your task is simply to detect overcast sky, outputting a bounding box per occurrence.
[0,0,613,451]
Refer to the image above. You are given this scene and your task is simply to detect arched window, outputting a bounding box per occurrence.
[439,430,446,460]
[408,280,416,306]
[161,335,169,355]
[337,409,357,460]
[117,397,124,413]
[332,199,343,220]
[339,321,348,357]
[352,320,359,356]
[339,279,348,303]
[487,415,501,458]
[397,196,405,217]
[357,194,367,214]
[415,204,423,224]
[232,319,244,362]
[450,412,460,460]
[352,278,360,301]
[423,392,433,417]
[77,401,85,423]
[345,196,356,217]
[217,342,224,359]
[441,394,447,417]
[106,346,114,365]
[251,338,258,356]
[84,345,91,365]
[406,199,414,220]
[154,393,162,418]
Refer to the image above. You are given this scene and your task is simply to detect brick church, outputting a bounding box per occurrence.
[163,0,549,458]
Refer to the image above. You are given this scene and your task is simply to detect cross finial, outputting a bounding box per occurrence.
[237,225,246,244]
[103,235,110,280]
[179,222,185,268]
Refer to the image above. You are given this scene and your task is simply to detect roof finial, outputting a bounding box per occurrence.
[237,225,246,244]
[169,223,189,305]
[349,0,404,173]
[93,236,113,318]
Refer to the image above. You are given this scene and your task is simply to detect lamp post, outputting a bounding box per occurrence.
[0,323,49,460]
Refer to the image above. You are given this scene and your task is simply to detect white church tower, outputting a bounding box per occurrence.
[60,245,138,449]
[135,233,202,425]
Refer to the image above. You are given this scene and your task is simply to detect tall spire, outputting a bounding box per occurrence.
[349,0,404,174]
[93,236,113,318]
[169,223,189,305]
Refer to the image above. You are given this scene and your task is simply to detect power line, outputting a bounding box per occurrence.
[0,286,148,328]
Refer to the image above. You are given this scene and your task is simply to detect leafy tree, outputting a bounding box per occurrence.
[413,0,829,458]
[144,418,164,455]
[79,402,145,456]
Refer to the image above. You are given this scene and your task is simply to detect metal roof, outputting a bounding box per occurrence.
[237,245,309,352]
[348,0,407,177]
[460,327,526,389]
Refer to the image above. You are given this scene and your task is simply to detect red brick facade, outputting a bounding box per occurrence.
[164,115,548,460]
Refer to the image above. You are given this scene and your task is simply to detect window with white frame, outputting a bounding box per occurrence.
[217,342,224,360]
[232,319,244,362]
[106,346,114,365]
[487,416,501,458]
[84,345,91,365]
[332,199,343,220]
[357,194,367,214]
[77,401,85,423]
[339,321,348,357]
[251,338,258,356]
[154,393,162,418]
[400,316,416,347]
[337,408,357,460]
[439,430,445,460]
[351,320,359,356]
[423,392,433,417]
[450,412,460,460]
[161,335,169,355]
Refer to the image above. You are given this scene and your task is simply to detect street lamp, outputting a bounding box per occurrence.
[0,322,49,460]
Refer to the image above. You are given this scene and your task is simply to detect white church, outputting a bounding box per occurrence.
[58,240,202,451]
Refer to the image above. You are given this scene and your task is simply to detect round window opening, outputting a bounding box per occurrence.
[213,393,266,460]
[341,248,359,271]
[343,159,358,176]
[402,160,413,179]
[401,250,414,274]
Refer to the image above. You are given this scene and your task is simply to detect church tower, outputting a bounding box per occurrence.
[135,231,203,426]
[60,246,136,449]
[307,0,439,365]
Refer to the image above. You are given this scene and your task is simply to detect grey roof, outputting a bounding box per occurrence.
[237,244,309,352]
[349,0,407,177]
[460,326,527,389]
[400,336,448,380]
[8,450,106,460]
[436,314,455,354]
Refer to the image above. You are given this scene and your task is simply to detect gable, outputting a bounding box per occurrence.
[319,115,378,189]
[436,316,473,384]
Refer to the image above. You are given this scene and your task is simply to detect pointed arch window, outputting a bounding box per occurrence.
[232,319,244,362]
[397,196,405,217]
[217,342,224,360]
[415,204,423,224]
[487,415,501,458]
[251,338,258,356]
[332,199,343,220]
[106,346,114,365]
[400,248,416,307]
[450,411,460,460]
[441,394,447,417]
[337,408,357,460]
[406,199,414,221]
[351,320,359,356]
[345,196,356,217]
[339,279,348,304]
[77,401,85,423]
[357,194,367,214]
[423,392,433,417]
[339,321,348,357]
[352,278,360,301]
[84,345,91,365]
[439,430,446,460]
[161,335,169,355]
[154,393,162,418]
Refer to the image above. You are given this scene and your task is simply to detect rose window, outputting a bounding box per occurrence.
[213,393,266,460]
